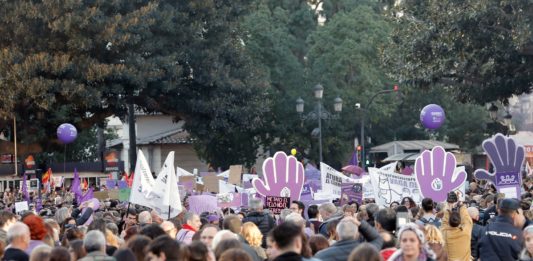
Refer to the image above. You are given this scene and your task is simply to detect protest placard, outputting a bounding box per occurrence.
[188,195,218,214]
[107,189,119,200]
[340,183,363,205]
[94,191,109,200]
[15,201,29,213]
[119,189,131,201]
[217,193,242,208]
[229,165,243,185]
[320,162,356,199]
[203,174,220,193]
[264,196,290,215]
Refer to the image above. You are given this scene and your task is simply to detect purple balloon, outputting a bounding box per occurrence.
[57,123,78,144]
[420,104,445,129]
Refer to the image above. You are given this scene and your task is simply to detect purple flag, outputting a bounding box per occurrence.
[349,150,358,167]
[80,188,94,203]
[72,169,82,203]
[35,197,42,212]
[22,173,30,202]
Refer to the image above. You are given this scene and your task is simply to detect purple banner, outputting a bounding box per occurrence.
[188,195,218,214]
[106,179,117,189]
[340,183,363,205]
[117,181,128,189]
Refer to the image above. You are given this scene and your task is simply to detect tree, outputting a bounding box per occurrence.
[383,0,533,104]
[0,0,268,169]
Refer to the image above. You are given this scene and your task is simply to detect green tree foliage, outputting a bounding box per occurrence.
[383,0,533,104]
[0,0,268,169]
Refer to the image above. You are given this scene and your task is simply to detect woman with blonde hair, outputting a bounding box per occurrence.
[241,222,267,260]
[424,224,447,261]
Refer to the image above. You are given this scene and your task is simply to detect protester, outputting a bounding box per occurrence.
[214,239,242,260]
[290,201,305,217]
[199,225,219,249]
[315,217,382,261]
[29,244,51,261]
[242,198,275,248]
[379,231,396,261]
[308,234,329,255]
[79,230,113,261]
[176,212,201,244]
[467,206,484,260]
[268,222,303,261]
[22,214,49,254]
[4,222,31,261]
[347,243,382,261]
[307,205,322,234]
[138,211,153,227]
[374,208,396,235]
[147,235,183,261]
[160,221,178,239]
[127,235,151,261]
[219,248,252,261]
[520,225,533,261]
[424,225,447,261]
[389,223,436,261]
[242,222,267,260]
[416,198,441,227]
[479,198,524,260]
[318,203,343,237]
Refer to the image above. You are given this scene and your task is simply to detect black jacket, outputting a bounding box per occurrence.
[242,211,275,248]
[470,223,484,259]
[71,207,94,225]
[273,252,302,261]
[315,221,383,261]
[478,215,523,261]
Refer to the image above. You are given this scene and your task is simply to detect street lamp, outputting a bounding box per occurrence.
[296,84,342,164]
[486,103,513,136]
[356,86,399,171]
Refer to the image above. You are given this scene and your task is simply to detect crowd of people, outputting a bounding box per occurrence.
[1,177,533,261]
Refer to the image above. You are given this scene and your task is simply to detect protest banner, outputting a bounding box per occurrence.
[217,193,242,208]
[369,163,421,207]
[178,176,195,192]
[340,183,363,205]
[319,162,356,199]
[15,201,29,213]
[252,152,305,201]
[188,195,218,214]
[119,189,131,201]
[475,134,525,199]
[301,164,321,201]
[229,165,243,185]
[265,196,290,215]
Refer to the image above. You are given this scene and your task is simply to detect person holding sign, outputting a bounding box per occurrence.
[441,192,472,261]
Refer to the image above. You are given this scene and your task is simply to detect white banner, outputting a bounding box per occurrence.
[369,162,466,207]
[320,162,357,199]
[129,150,156,208]
[150,152,183,219]
[369,163,421,207]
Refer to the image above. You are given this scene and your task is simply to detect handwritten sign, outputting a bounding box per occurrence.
[265,196,290,215]
[340,183,363,205]
[15,201,29,213]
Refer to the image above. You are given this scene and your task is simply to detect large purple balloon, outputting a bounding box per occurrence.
[57,123,78,144]
[420,104,446,129]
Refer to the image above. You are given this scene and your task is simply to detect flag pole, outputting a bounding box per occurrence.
[168,205,171,220]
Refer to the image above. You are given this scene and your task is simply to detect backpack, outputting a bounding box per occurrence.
[420,216,442,228]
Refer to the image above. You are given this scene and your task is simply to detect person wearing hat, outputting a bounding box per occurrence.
[478,198,524,261]
[441,192,473,261]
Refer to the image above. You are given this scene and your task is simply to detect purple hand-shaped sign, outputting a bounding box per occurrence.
[252,151,305,201]
[474,134,525,199]
[415,146,467,202]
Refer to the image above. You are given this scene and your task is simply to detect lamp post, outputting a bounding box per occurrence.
[357,86,399,171]
[296,84,343,164]
[487,103,513,136]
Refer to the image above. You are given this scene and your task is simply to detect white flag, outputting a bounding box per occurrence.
[150,152,183,219]
[319,162,357,199]
[129,150,155,208]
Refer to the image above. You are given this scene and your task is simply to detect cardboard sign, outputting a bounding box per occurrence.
[179,176,196,192]
[265,196,290,215]
[229,165,243,185]
[252,152,305,201]
[340,183,363,205]
[107,189,119,200]
[15,201,29,213]
[474,134,525,199]
[203,174,220,193]
[119,189,131,201]
[94,191,109,200]
[414,146,467,203]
